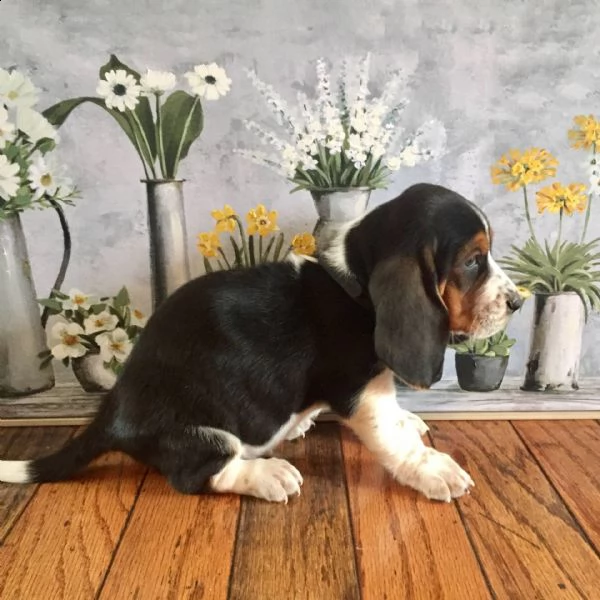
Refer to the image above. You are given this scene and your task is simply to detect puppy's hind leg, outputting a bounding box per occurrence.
[159,426,303,502]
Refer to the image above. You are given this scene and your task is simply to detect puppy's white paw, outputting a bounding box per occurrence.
[250,458,303,503]
[413,449,474,502]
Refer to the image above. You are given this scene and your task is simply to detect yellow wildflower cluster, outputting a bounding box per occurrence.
[196,203,316,260]
[536,183,587,216]
[568,115,600,150]
[491,148,558,191]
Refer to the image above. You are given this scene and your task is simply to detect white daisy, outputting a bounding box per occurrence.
[62,289,96,311]
[0,68,39,108]
[50,322,87,360]
[84,311,119,335]
[140,69,176,96]
[185,63,231,100]
[97,328,133,363]
[16,108,58,144]
[96,70,141,112]
[28,154,71,200]
[0,154,20,200]
[0,106,16,149]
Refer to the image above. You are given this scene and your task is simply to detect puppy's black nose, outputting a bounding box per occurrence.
[506,292,523,312]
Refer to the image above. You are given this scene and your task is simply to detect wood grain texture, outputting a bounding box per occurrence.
[514,420,600,553]
[229,423,360,600]
[99,471,239,599]
[430,421,600,600]
[0,442,146,599]
[0,426,74,541]
[341,427,491,600]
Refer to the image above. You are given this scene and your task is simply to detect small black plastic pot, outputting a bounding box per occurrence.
[455,353,509,392]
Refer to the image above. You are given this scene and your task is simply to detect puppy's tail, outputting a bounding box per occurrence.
[0,401,113,484]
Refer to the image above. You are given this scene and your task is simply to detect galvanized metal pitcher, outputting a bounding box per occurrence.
[310,188,371,240]
[0,215,55,397]
[144,180,191,309]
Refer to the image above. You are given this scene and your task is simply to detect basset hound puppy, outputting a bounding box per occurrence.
[0,183,522,503]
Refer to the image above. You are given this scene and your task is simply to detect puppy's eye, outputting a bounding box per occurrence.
[464,254,481,269]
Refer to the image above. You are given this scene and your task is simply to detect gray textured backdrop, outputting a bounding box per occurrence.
[2,0,600,378]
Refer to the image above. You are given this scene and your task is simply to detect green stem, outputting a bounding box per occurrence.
[523,185,538,244]
[581,143,596,243]
[172,95,200,179]
[558,207,563,248]
[129,124,150,179]
[155,94,167,179]
[233,216,250,267]
[218,248,232,269]
[259,235,264,264]
[129,110,157,179]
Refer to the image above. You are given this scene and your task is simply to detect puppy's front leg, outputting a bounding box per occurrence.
[343,369,474,502]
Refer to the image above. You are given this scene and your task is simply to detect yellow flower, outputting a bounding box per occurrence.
[568,115,600,150]
[536,182,587,216]
[247,204,279,237]
[211,204,237,233]
[291,232,317,256]
[196,231,221,257]
[491,148,558,191]
[517,286,532,299]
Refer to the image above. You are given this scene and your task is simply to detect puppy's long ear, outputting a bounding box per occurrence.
[368,249,449,389]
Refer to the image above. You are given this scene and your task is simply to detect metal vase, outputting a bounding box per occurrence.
[71,353,116,393]
[310,188,371,240]
[145,180,191,310]
[0,215,55,397]
[522,292,585,391]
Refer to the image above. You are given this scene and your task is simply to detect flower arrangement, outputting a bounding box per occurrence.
[0,68,77,220]
[237,54,445,192]
[43,55,231,180]
[38,286,146,375]
[197,203,316,271]
[492,119,600,318]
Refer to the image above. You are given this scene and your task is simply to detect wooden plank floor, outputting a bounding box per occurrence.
[1,421,599,599]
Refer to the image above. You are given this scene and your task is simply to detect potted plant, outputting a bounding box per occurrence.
[0,68,78,397]
[38,286,146,392]
[451,330,517,392]
[43,55,232,309]
[492,121,600,391]
[236,55,446,237]
[197,203,316,271]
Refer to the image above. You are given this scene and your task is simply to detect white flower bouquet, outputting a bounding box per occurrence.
[43,55,231,180]
[237,54,446,192]
[0,68,77,220]
[38,286,146,376]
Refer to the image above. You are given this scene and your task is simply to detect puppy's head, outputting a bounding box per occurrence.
[322,183,521,389]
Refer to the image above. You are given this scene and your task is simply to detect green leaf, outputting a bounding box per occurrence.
[451,343,470,354]
[43,97,139,150]
[37,298,62,312]
[484,350,497,357]
[160,91,204,178]
[113,286,130,309]
[489,345,509,357]
[273,232,285,261]
[91,303,107,314]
